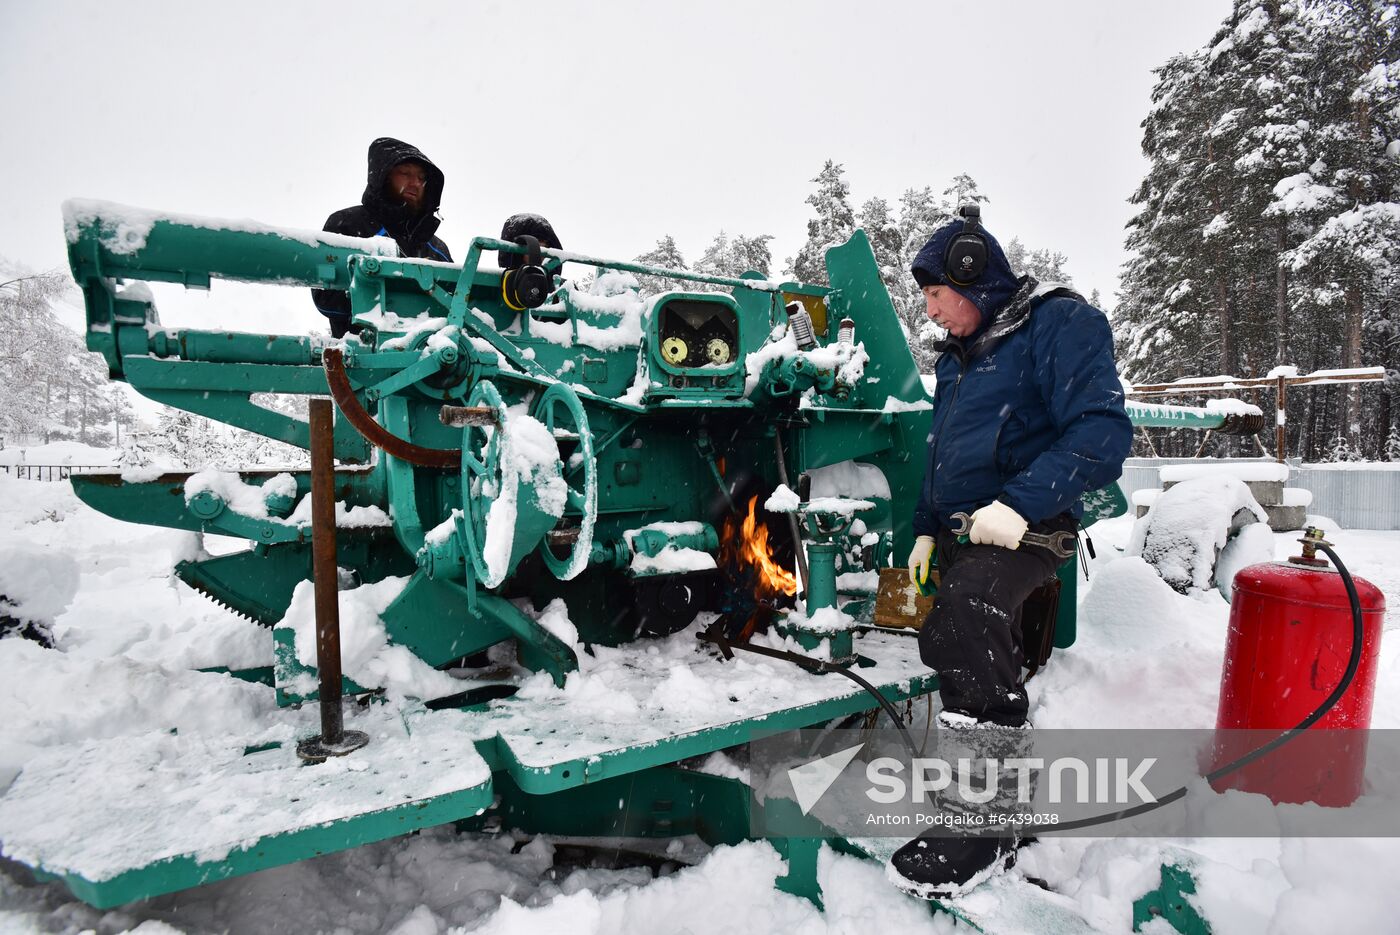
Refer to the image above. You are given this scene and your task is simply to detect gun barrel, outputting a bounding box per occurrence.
[64,199,398,290]
[1126,400,1266,435]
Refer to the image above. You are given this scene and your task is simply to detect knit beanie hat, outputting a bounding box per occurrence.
[910,219,1019,324]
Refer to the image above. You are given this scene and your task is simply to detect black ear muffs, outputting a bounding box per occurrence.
[943,204,988,287]
[501,234,552,310]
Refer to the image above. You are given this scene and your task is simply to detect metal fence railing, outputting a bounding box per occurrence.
[0,464,110,482]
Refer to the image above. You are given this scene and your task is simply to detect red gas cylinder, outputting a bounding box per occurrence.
[1212,544,1385,806]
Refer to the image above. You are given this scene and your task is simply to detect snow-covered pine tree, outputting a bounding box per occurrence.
[1285,0,1398,454]
[1119,0,1397,459]
[1115,46,1235,456]
[1002,237,1074,284]
[634,235,688,294]
[1026,248,1074,284]
[244,394,312,467]
[1231,1,1316,375]
[145,404,310,470]
[1203,0,1320,397]
[729,234,774,279]
[1260,14,1349,465]
[118,429,159,472]
[896,186,952,266]
[788,160,856,285]
[1386,423,1400,462]
[696,231,733,278]
[1004,237,1028,277]
[1326,434,1362,462]
[858,197,902,278]
[1116,50,1219,383]
[0,263,134,448]
[941,174,989,214]
[857,196,904,310]
[1,268,69,446]
[888,187,954,371]
[63,349,133,447]
[853,193,947,364]
[1196,10,1263,382]
[149,410,205,468]
[694,231,774,280]
[637,235,686,270]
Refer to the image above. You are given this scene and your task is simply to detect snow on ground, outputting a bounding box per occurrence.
[1020,513,1400,934]
[0,442,117,467]
[0,473,1398,934]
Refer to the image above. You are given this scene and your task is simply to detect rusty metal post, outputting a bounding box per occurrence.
[297,398,369,763]
[1276,375,1288,464]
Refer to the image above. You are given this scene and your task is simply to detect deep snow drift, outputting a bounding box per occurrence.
[0,472,1398,934]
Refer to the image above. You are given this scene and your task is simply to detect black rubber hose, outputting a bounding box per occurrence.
[709,637,923,756]
[828,665,922,758]
[740,542,1364,833]
[1049,539,1365,833]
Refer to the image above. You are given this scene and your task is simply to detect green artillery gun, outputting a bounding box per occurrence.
[60,201,948,684]
[0,201,1246,929]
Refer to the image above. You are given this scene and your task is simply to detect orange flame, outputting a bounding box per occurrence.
[723,495,798,598]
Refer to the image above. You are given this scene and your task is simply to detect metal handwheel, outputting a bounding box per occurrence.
[459,380,509,587]
[532,382,598,580]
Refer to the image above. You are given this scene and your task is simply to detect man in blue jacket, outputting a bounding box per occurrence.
[889,207,1132,897]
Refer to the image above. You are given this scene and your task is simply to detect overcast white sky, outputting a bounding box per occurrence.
[2,0,1230,333]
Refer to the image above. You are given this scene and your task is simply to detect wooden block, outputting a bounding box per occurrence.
[873,567,936,629]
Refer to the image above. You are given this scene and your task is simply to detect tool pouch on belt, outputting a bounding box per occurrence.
[1019,577,1060,680]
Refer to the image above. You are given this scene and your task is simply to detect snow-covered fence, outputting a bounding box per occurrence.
[0,464,108,483]
[1118,458,1400,530]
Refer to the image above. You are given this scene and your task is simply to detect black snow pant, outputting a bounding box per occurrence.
[917,513,1077,727]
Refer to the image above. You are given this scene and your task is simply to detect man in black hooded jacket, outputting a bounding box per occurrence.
[312,137,453,337]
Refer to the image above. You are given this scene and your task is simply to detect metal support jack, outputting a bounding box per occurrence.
[296,398,370,762]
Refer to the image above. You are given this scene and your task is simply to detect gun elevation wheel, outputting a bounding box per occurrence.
[533,383,597,581]
[459,380,510,587]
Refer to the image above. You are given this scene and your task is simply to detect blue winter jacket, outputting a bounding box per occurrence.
[912,283,1133,536]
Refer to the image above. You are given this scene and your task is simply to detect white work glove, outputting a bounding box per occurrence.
[968,501,1028,550]
[907,535,936,589]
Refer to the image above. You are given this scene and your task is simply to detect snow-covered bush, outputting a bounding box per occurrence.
[1325,435,1364,463]
[0,548,79,648]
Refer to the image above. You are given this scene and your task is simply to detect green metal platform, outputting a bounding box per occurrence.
[0,629,935,909]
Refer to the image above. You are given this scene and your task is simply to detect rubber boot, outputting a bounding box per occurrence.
[886,710,1032,899]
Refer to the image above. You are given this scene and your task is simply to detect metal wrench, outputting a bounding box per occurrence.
[948,511,1077,559]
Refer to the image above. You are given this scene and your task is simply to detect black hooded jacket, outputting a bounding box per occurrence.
[312,137,453,332]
